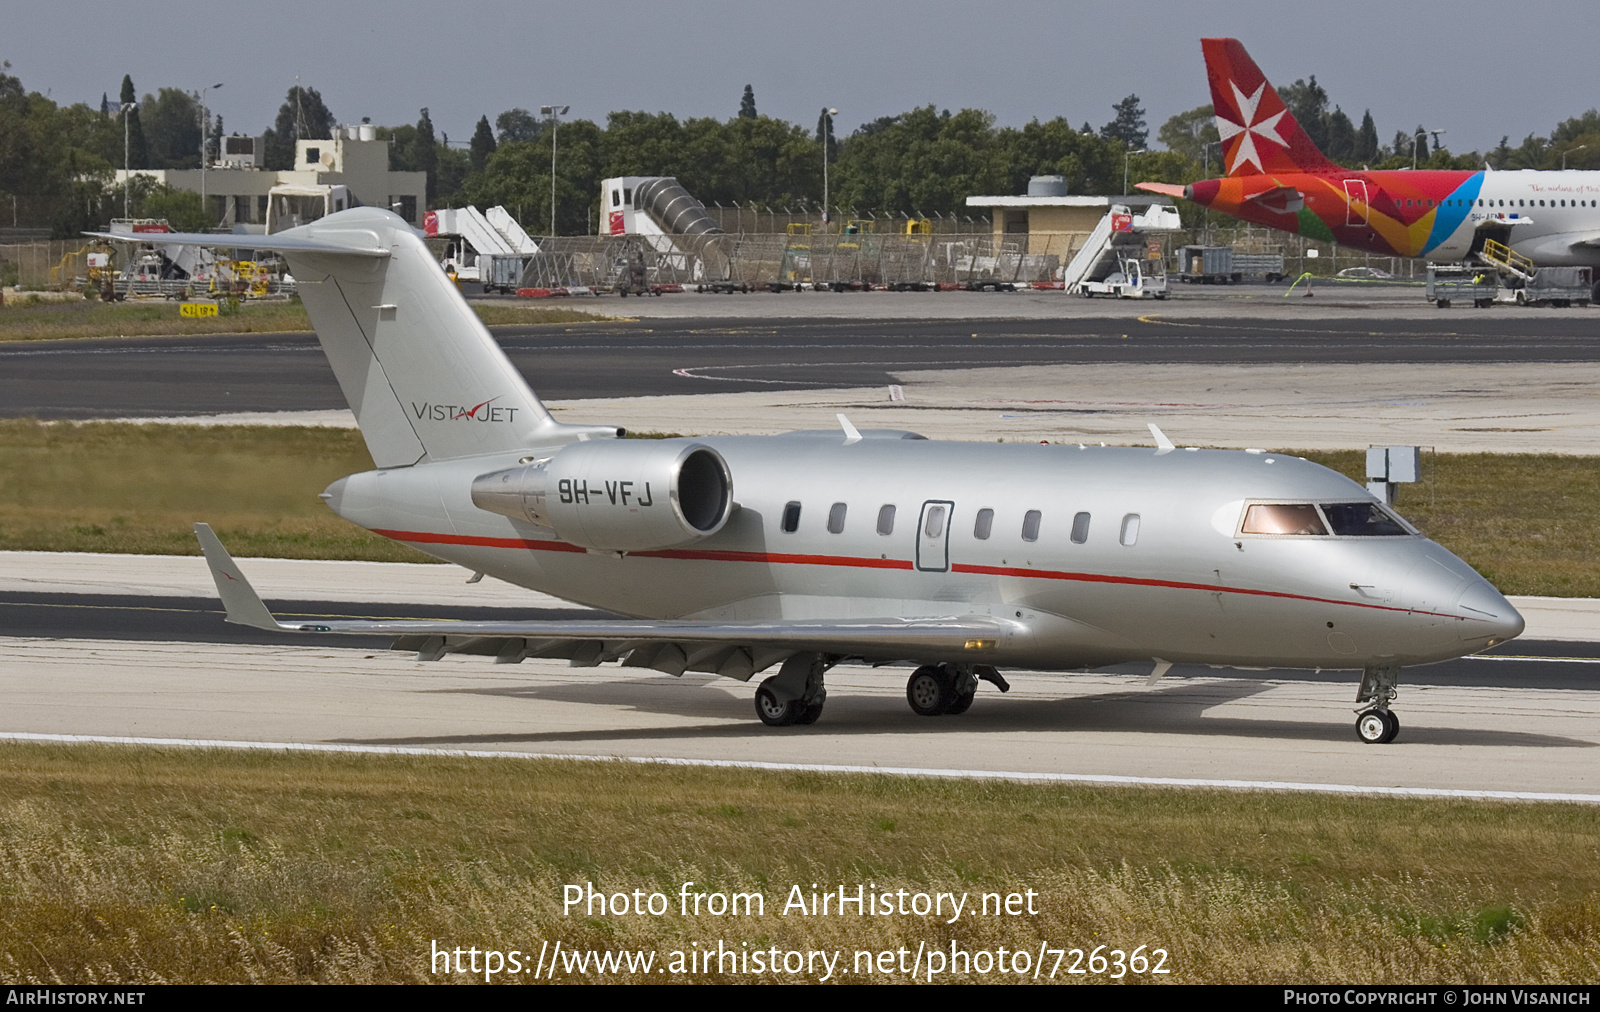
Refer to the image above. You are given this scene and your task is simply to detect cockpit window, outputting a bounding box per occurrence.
[1241,503,1327,536]
[1240,502,1413,538]
[1320,502,1411,537]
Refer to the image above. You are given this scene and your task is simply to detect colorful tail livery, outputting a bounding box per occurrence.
[1140,39,1600,271]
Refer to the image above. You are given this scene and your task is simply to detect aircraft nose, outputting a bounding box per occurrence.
[1456,578,1525,647]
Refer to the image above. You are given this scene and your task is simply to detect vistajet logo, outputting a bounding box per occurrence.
[411,397,519,423]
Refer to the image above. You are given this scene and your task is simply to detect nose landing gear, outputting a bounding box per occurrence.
[1354,664,1401,744]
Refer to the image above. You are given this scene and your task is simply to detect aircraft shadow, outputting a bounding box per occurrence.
[330,670,1594,751]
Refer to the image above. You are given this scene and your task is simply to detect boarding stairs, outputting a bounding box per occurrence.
[484,206,539,254]
[1061,204,1181,292]
[1477,238,1536,282]
[429,207,517,257]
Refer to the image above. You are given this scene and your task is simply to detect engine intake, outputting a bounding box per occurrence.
[471,439,734,551]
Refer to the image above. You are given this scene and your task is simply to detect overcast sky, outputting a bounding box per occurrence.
[10,1,1598,159]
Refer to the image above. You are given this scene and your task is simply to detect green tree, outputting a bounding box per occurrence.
[264,85,334,170]
[118,75,148,170]
[739,85,756,119]
[1099,95,1146,149]
[141,185,210,231]
[1324,107,1355,164]
[142,87,200,169]
[1355,110,1380,164]
[416,108,438,206]
[495,108,540,144]
[469,115,497,174]
[1157,104,1217,164]
[1277,76,1329,152]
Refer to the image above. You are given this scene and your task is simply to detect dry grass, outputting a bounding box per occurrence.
[0,743,1596,983]
[0,298,606,342]
[1299,450,1600,597]
[0,420,428,561]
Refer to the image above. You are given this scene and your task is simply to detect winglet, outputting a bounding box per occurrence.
[837,413,863,445]
[193,523,288,631]
[1148,423,1176,455]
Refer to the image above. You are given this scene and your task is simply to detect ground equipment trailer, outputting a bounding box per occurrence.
[1426,263,1498,308]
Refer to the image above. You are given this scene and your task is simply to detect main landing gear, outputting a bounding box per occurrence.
[1354,664,1401,744]
[906,663,1009,717]
[754,653,831,727]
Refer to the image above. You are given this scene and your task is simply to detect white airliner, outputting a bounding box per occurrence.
[106,207,1525,744]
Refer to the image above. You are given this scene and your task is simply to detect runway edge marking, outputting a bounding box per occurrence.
[2,732,1596,805]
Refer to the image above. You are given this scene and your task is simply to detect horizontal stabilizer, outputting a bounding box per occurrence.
[85,230,390,257]
[1136,182,1187,199]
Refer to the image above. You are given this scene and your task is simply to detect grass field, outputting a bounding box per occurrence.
[0,297,606,342]
[0,743,1593,984]
[0,420,1595,595]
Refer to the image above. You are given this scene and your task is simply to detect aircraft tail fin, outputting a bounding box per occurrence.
[92,209,614,467]
[1201,38,1340,177]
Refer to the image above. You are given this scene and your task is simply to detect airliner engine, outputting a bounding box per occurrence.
[471,439,734,551]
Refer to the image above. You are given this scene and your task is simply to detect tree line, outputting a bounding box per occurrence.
[3,67,1599,239]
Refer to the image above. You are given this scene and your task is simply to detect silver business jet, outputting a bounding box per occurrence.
[108,208,1523,743]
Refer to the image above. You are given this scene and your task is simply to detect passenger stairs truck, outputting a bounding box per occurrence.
[1063,203,1181,298]
[424,206,539,291]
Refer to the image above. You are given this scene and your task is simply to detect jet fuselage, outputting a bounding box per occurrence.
[324,436,1522,673]
[1185,169,1600,264]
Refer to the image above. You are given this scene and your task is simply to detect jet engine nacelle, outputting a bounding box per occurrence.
[470,439,734,551]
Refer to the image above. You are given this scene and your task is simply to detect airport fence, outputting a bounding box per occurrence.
[518,232,1101,289]
[700,206,992,236]
[0,240,101,290]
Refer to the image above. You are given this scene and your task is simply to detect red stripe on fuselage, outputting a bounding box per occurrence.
[369,528,1464,619]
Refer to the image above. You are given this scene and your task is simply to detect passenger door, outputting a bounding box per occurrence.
[916,500,954,572]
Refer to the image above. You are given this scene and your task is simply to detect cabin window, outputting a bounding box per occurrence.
[1070,511,1091,544]
[1120,514,1140,546]
[1241,503,1326,536]
[876,504,896,536]
[1021,510,1041,542]
[924,505,947,539]
[973,508,994,540]
[781,501,801,533]
[827,502,847,534]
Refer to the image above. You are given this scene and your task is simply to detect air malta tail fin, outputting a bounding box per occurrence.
[1202,38,1340,177]
[92,208,615,468]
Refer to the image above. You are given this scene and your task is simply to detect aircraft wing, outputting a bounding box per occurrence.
[1572,233,1600,247]
[195,524,1007,676]
[85,229,390,257]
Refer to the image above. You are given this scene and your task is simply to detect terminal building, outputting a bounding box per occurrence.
[966,175,1172,254]
[114,127,428,232]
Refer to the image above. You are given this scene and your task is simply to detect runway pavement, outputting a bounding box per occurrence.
[6,308,1600,418]
[1,553,1597,796]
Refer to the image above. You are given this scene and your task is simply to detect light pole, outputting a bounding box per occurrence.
[822,107,837,231]
[120,101,139,218]
[1123,148,1146,196]
[1563,144,1588,170]
[540,105,568,236]
[197,82,223,218]
[1411,128,1442,170]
